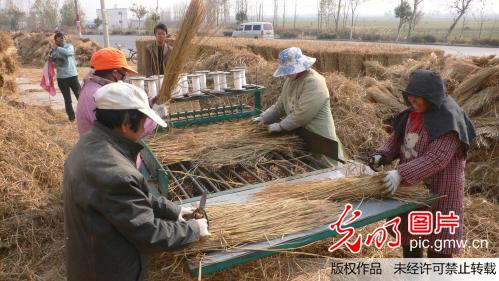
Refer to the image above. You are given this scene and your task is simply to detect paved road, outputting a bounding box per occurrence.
[85,34,499,57]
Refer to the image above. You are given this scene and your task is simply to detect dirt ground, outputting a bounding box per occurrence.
[15,65,91,110]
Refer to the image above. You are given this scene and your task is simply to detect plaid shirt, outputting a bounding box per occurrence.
[377,119,465,255]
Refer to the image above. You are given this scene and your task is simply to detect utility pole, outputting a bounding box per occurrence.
[156,0,159,21]
[100,0,110,47]
[74,0,81,37]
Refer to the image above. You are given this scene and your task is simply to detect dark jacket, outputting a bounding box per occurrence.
[63,122,199,281]
[144,41,172,77]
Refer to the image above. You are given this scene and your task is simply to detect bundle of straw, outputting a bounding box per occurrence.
[172,174,429,259]
[257,174,430,203]
[148,121,304,169]
[157,0,206,104]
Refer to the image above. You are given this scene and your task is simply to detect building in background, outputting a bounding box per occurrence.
[96,7,129,31]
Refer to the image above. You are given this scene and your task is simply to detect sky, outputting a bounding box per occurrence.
[14,0,499,22]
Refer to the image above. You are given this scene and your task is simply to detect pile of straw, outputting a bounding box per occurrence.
[0,32,18,96]
[325,73,388,156]
[147,121,304,169]
[157,0,206,103]
[12,32,100,66]
[0,99,78,280]
[193,37,442,77]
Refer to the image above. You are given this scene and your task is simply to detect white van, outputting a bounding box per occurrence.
[232,22,274,39]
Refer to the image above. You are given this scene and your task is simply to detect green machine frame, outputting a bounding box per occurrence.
[138,84,437,276]
[140,85,266,199]
[166,86,264,128]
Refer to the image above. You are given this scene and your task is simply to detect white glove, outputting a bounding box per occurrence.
[372,155,383,166]
[268,123,282,133]
[195,218,211,237]
[252,116,263,125]
[177,206,194,222]
[383,170,402,195]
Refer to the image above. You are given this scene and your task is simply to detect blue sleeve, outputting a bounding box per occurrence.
[57,44,75,56]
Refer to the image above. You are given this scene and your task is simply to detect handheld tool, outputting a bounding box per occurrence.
[184,193,209,227]
[355,155,381,172]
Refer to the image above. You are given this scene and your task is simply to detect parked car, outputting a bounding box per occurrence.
[232,22,274,39]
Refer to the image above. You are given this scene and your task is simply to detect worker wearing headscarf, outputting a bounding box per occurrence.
[253,47,345,164]
[371,69,476,258]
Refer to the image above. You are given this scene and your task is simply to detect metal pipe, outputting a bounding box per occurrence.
[228,169,250,185]
[240,165,265,183]
[165,169,191,199]
[189,163,221,193]
[209,170,234,190]
[256,164,279,179]
[295,150,329,170]
[272,151,316,171]
[178,163,208,194]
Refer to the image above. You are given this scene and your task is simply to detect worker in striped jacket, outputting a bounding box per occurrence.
[372,69,476,258]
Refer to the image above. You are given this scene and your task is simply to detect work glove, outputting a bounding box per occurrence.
[178,206,194,222]
[383,170,402,195]
[267,123,282,133]
[367,154,384,171]
[195,218,211,237]
[251,116,264,125]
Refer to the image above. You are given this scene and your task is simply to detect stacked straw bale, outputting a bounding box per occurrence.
[0,32,18,96]
[12,32,100,66]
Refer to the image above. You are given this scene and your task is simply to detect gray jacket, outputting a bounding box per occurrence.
[63,122,200,281]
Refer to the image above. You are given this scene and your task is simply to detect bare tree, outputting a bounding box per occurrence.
[394,0,412,41]
[293,0,297,30]
[282,0,286,30]
[473,0,488,39]
[325,0,337,31]
[318,0,330,32]
[6,5,25,31]
[273,0,279,29]
[348,0,364,40]
[335,0,342,33]
[28,0,59,31]
[407,0,423,38]
[223,0,230,23]
[342,0,349,29]
[444,0,474,42]
[130,3,148,33]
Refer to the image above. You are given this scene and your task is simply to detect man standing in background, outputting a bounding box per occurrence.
[50,32,80,121]
[144,23,172,77]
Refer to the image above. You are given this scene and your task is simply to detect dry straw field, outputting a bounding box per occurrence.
[1,31,498,280]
